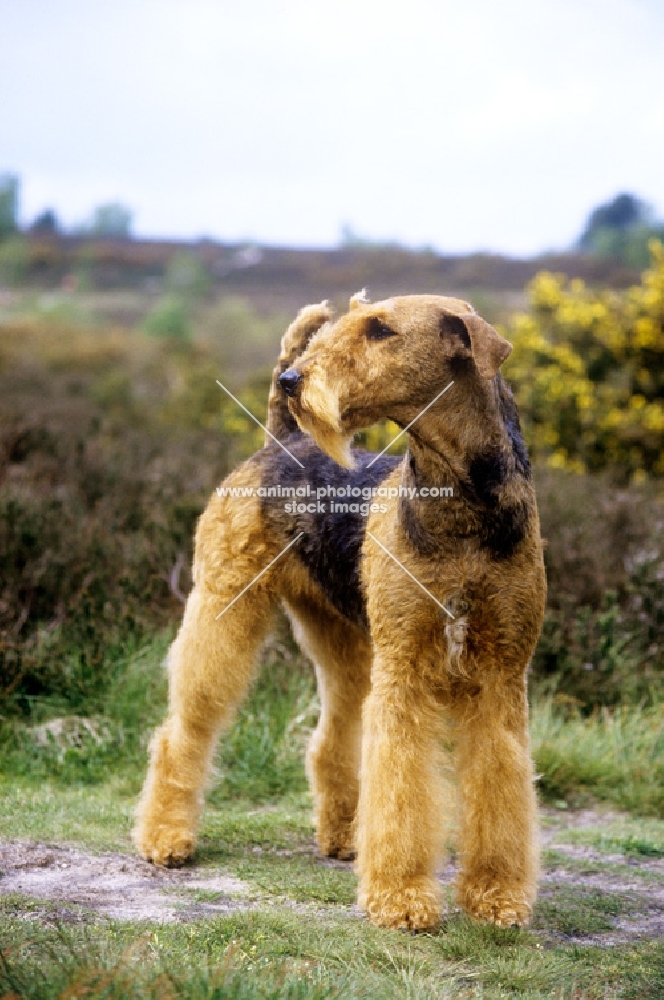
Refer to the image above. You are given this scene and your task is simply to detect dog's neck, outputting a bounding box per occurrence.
[402,377,510,481]
[396,376,527,548]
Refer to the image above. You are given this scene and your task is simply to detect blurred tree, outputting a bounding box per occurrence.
[0,174,19,239]
[580,193,651,245]
[29,208,59,234]
[578,192,664,266]
[340,222,364,247]
[88,202,133,238]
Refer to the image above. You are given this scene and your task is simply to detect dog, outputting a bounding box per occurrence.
[133,290,546,931]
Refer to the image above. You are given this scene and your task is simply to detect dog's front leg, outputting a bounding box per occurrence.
[355,669,446,931]
[452,672,539,927]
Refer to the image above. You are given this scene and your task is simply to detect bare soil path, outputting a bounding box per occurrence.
[2,808,663,945]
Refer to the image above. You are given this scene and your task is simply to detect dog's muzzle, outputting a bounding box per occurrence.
[278,368,303,397]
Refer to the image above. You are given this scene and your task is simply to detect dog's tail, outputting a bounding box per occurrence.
[265,300,333,442]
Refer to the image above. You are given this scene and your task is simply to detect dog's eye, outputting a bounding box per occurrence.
[366,318,398,341]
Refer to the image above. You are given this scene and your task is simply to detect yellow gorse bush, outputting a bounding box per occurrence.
[504,241,664,479]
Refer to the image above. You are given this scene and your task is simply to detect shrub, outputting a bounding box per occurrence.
[532,468,664,707]
[142,294,190,340]
[0,320,232,707]
[504,241,664,479]
[0,234,30,285]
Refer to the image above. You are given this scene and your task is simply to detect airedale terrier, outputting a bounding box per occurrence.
[134,291,546,931]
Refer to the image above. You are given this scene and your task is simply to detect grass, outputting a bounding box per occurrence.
[231,855,357,905]
[531,699,664,815]
[532,886,639,937]
[2,901,663,998]
[547,814,664,859]
[2,635,664,997]
[3,631,664,818]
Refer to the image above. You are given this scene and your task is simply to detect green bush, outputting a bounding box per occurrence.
[142,293,190,339]
[0,320,231,708]
[0,234,30,285]
[532,468,664,707]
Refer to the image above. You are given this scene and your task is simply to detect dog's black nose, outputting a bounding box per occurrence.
[278,368,302,397]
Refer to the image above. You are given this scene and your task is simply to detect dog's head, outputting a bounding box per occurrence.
[278,292,512,468]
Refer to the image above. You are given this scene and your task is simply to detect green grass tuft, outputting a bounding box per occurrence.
[533,887,637,937]
[531,699,664,816]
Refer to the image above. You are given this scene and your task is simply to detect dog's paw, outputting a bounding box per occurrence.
[133,824,196,868]
[458,882,532,928]
[359,877,442,931]
[317,821,355,861]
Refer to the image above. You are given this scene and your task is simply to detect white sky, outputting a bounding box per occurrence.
[2,0,663,255]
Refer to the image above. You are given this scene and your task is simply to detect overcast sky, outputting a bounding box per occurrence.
[2,0,663,255]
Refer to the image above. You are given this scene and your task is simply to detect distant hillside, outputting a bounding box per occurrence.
[15,235,640,317]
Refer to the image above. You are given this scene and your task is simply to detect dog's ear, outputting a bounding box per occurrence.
[441,313,512,379]
[349,288,370,310]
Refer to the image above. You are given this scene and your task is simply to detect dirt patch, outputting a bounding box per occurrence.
[540,807,624,844]
[2,812,664,943]
[535,876,664,945]
[536,808,664,944]
[0,841,251,923]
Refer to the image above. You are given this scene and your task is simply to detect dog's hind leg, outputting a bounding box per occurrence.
[285,600,371,860]
[133,483,279,867]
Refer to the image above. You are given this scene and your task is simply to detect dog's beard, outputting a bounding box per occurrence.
[290,370,355,469]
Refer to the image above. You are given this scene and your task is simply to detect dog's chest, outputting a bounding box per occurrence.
[260,438,400,626]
